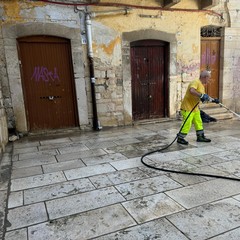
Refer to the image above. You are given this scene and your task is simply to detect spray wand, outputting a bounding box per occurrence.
[208,96,240,119]
[218,103,240,119]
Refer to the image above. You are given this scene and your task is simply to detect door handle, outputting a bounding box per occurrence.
[149,95,152,99]
[40,96,62,100]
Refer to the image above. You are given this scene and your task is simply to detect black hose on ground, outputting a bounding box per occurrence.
[141,102,240,182]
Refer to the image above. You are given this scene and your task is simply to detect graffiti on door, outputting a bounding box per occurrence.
[31,66,60,83]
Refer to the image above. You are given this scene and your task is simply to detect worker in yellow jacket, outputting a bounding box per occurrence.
[177,70,219,145]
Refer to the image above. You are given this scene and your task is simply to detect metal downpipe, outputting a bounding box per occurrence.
[85,13,102,131]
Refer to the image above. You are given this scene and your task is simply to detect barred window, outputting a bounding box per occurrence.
[201,26,221,37]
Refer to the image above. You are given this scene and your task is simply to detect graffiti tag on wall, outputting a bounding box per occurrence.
[31,66,60,83]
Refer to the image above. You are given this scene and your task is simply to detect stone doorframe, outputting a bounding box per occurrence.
[122,29,178,125]
[2,22,88,132]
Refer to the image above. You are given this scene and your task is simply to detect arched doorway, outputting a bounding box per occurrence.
[17,35,79,131]
[201,26,221,99]
[130,40,169,121]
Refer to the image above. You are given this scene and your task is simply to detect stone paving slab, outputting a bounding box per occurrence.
[210,159,240,175]
[38,141,89,151]
[183,154,226,167]
[10,172,66,191]
[12,155,57,168]
[13,147,38,155]
[89,168,149,188]
[154,159,196,172]
[57,144,89,154]
[85,140,118,149]
[114,137,142,145]
[109,157,154,170]
[46,186,125,219]
[23,178,95,204]
[11,165,43,179]
[211,148,240,161]
[8,191,23,208]
[56,148,107,162]
[42,159,85,173]
[13,141,40,149]
[5,228,27,240]
[7,202,47,231]
[167,198,240,240]
[147,150,190,162]
[81,152,128,166]
[122,192,184,224]
[191,164,230,176]
[180,145,222,157]
[167,172,206,186]
[27,204,136,240]
[210,136,240,146]
[166,178,240,209]
[18,149,58,161]
[2,119,240,240]
[210,129,240,136]
[0,146,12,240]
[115,175,182,200]
[64,163,116,180]
[94,217,189,240]
[39,137,72,145]
[210,227,240,240]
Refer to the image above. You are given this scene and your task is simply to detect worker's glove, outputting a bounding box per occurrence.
[208,96,220,104]
[212,98,220,104]
[200,94,209,103]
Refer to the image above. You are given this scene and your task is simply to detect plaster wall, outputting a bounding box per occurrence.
[1,2,89,132]
[0,0,238,132]
[0,25,9,154]
[89,2,227,123]
[221,0,240,113]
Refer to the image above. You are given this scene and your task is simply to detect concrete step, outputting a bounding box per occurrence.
[200,103,234,120]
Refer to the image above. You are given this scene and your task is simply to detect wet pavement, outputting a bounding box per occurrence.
[1,118,240,240]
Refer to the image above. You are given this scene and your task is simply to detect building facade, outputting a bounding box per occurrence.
[0,0,240,146]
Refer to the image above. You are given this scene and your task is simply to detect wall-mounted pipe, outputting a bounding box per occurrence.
[74,5,131,131]
[76,7,130,131]
[90,8,131,17]
[85,13,102,131]
[33,0,224,19]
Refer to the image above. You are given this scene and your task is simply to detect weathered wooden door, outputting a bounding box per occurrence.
[201,38,220,98]
[17,36,78,131]
[131,40,168,120]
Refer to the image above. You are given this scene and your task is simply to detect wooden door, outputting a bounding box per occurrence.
[131,40,168,120]
[201,38,220,98]
[17,36,78,131]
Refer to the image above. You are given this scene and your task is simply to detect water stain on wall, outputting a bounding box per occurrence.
[100,37,121,55]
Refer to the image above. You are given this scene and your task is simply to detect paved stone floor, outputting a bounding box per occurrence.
[1,118,240,240]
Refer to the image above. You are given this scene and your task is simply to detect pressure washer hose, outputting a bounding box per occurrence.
[141,101,240,182]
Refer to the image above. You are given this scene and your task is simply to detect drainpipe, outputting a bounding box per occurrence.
[85,13,102,131]
[77,8,130,130]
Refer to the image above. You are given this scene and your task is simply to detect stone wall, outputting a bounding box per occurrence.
[0,27,9,155]
[0,0,238,132]
[222,0,240,113]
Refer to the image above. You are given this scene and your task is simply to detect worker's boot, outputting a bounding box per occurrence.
[197,134,211,142]
[177,137,189,145]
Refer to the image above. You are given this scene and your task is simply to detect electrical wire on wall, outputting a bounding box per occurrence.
[29,0,224,20]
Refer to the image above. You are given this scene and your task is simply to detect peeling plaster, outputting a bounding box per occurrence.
[97,36,121,56]
[3,0,22,22]
[2,0,46,23]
